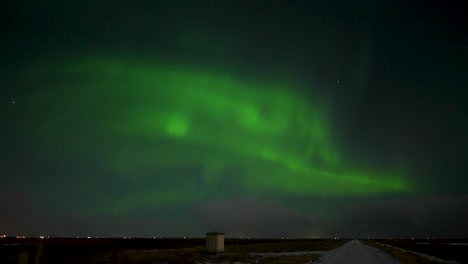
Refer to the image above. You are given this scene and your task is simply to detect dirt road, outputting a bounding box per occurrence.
[315,239,401,264]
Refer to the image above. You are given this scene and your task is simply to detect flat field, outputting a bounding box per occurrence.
[3,238,466,263]
[0,238,346,264]
[368,238,468,264]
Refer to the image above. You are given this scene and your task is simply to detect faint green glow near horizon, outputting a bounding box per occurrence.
[24,56,411,213]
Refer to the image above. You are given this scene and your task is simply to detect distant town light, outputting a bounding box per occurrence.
[39,236,44,239]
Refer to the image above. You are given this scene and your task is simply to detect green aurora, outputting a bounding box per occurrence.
[18,56,410,214]
[2,0,466,239]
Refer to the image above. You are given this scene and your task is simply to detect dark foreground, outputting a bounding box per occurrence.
[0,237,343,264]
[0,237,467,264]
[369,238,468,264]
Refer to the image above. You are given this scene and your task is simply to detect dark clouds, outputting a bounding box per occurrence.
[324,195,468,238]
[193,197,321,238]
[191,195,468,238]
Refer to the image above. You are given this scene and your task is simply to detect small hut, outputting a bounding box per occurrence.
[206,232,224,253]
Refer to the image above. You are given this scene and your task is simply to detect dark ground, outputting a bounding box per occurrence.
[0,237,341,263]
[1,237,467,263]
[371,238,468,264]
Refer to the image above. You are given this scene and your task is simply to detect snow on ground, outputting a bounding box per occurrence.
[446,243,468,246]
[202,240,401,264]
[417,242,468,246]
[204,239,464,264]
[249,251,324,257]
[376,242,459,264]
[312,239,401,264]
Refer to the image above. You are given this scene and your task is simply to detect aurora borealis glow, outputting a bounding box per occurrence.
[1,0,466,238]
[30,57,410,199]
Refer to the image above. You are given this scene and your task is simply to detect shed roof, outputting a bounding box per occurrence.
[206,232,225,235]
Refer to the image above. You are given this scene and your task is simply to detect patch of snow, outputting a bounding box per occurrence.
[376,242,459,264]
[249,251,324,257]
[446,243,468,246]
[312,239,401,264]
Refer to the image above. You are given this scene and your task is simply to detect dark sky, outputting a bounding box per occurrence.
[1,0,467,238]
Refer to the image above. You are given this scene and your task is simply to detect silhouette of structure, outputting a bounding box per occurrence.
[206,232,224,253]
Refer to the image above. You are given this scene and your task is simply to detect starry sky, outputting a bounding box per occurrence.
[1,0,467,238]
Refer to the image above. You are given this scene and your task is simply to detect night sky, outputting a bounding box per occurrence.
[1,0,467,238]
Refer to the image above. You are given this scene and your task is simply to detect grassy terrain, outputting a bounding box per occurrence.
[90,246,322,264]
[372,239,468,264]
[211,253,320,264]
[0,239,345,264]
[364,240,444,264]
[225,239,347,253]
